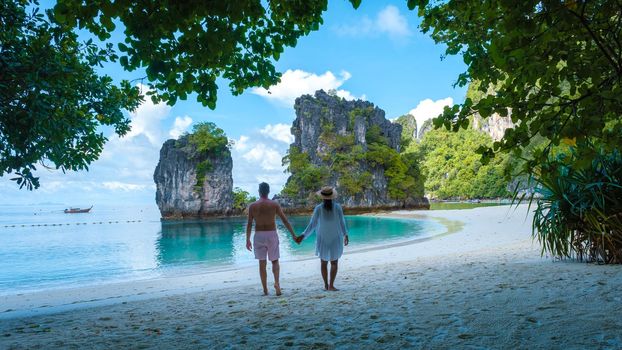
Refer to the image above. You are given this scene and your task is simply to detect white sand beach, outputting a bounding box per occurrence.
[1,205,621,349]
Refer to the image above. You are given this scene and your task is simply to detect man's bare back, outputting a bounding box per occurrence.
[248,198,283,231]
[246,197,294,244]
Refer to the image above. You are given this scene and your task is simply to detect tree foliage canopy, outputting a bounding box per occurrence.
[0,0,142,189]
[417,0,622,169]
[53,0,362,108]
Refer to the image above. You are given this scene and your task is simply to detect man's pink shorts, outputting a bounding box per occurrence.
[253,230,280,261]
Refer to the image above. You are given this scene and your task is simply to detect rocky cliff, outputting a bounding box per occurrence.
[394,113,417,143]
[472,112,514,141]
[415,112,513,141]
[154,134,233,219]
[417,119,434,139]
[279,90,429,212]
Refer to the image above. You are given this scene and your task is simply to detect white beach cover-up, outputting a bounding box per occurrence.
[301,203,348,261]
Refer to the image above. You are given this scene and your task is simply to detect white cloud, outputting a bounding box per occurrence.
[336,89,367,101]
[259,124,294,144]
[38,181,67,193]
[376,5,411,38]
[408,97,454,131]
[169,116,193,139]
[98,86,193,186]
[335,17,374,36]
[334,5,412,40]
[102,181,147,191]
[125,85,171,146]
[242,143,283,171]
[231,126,292,195]
[233,135,250,151]
[251,69,361,106]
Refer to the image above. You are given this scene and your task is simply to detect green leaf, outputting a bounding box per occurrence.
[349,0,362,9]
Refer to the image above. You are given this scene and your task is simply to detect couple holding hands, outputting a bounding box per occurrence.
[245,182,349,296]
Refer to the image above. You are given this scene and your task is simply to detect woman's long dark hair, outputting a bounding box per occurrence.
[323,199,333,212]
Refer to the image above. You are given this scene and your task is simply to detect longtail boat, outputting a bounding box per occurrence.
[64,206,93,214]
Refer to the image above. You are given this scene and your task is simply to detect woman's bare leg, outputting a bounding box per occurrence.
[320,260,329,290]
[271,259,281,296]
[259,260,268,295]
[328,260,339,291]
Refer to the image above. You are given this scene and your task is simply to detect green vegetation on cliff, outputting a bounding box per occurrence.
[406,127,509,199]
[320,129,371,197]
[283,118,423,202]
[178,122,229,191]
[233,187,257,211]
[282,146,329,199]
[365,126,423,200]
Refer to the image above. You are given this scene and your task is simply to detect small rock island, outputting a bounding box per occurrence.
[154,122,233,219]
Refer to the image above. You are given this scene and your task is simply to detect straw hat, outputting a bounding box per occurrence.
[317,186,337,199]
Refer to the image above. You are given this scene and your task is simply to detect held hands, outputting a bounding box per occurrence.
[246,239,252,252]
[294,235,304,244]
[344,234,349,246]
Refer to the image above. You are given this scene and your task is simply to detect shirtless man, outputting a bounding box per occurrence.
[246,182,297,296]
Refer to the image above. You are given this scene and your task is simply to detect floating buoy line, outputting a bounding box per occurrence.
[3,220,142,228]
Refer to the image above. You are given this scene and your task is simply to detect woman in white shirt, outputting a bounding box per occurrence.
[298,186,349,291]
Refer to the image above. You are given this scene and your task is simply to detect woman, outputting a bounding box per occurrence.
[298,186,349,291]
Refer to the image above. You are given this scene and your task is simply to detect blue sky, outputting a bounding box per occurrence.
[1,1,466,206]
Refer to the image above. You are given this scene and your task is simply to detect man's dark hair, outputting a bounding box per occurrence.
[258,182,270,197]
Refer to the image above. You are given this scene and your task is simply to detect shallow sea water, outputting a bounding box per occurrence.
[0,204,444,294]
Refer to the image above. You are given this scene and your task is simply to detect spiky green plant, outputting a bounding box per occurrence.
[526,146,622,263]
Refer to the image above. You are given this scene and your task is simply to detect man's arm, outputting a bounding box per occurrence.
[276,203,297,239]
[246,204,254,251]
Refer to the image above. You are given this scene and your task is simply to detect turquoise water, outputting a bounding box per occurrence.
[0,204,444,295]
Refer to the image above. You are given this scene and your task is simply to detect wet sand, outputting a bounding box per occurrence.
[2,205,621,349]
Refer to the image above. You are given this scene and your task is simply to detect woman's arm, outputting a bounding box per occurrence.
[338,205,349,246]
[300,207,319,239]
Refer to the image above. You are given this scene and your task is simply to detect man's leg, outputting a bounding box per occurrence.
[320,260,329,290]
[259,260,268,295]
[328,260,338,291]
[271,259,281,296]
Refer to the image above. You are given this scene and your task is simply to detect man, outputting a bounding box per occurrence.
[246,182,298,296]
